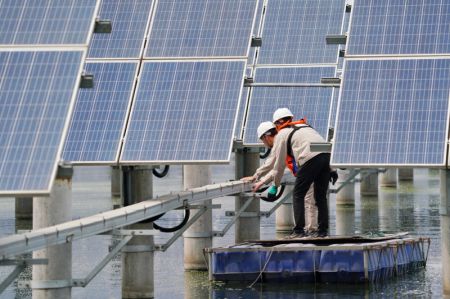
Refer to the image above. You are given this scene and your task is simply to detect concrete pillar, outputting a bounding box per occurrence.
[15,197,33,220]
[121,166,154,299]
[335,205,355,236]
[440,170,450,295]
[32,166,73,299]
[110,166,121,197]
[398,168,414,181]
[335,169,355,205]
[183,165,212,270]
[360,169,378,196]
[275,184,294,232]
[235,148,260,243]
[379,169,397,187]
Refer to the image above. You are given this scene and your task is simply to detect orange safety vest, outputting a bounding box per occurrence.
[277,119,309,175]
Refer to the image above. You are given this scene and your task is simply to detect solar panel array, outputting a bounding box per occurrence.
[257,0,345,64]
[121,60,246,163]
[347,0,450,56]
[87,0,154,58]
[145,0,257,58]
[63,0,258,165]
[332,0,450,167]
[0,0,99,195]
[0,0,98,45]
[241,0,346,145]
[63,61,138,163]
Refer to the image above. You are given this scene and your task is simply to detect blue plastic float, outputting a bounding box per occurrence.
[206,234,429,283]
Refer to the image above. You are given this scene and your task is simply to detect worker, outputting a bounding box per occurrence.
[241,121,318,235]
[252,108,331,238]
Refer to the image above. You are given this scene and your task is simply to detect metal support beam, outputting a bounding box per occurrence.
[0,264,25,294]
[72,235,132,288]
[0,180,252,259]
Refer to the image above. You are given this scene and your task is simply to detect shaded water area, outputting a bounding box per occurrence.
[0,164,445,298]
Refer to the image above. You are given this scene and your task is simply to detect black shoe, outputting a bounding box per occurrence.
[285,231,307,239]
[317,231,328,238]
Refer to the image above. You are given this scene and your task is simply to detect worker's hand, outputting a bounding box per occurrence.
[252,181,265,192]
[267,185,278,196]
[329,170,338,185]
[267,185,278,200]
[241,176,256,183]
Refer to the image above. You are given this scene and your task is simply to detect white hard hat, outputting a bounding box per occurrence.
[257,121,275,139]
[272,107,294,123]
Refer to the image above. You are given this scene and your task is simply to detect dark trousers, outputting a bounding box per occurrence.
[292,153,330,234]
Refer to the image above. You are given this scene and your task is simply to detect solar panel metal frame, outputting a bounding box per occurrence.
[143,0,260,59]
[119,59,248,165]
[0,0,101,47]
[0,47,88,196]
[331,56,450,168]
[62,60,139,165]
[86,0,155,59]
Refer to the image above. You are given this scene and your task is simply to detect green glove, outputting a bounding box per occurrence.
[268,185,278,196]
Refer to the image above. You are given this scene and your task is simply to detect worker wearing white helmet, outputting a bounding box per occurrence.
[241,121,277,183]
[253,107,331,238]
[242,120,319,234]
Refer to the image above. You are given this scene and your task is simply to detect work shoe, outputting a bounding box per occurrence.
[285,231,307,239]
[309,231,328,238]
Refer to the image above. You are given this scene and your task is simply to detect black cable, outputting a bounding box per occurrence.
[259,148,271,159]
[153,208,190,233]
[153,165,170,178]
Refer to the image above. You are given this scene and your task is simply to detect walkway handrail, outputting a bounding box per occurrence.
[0,180,252,259]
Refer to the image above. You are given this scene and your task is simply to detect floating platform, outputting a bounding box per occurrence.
[205,234,430,283]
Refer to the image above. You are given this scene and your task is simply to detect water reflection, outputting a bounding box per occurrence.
[359,195,379,234]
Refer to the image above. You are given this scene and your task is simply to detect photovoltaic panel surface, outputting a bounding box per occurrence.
[145,0,258,58]
[347,0,450,56]
[257,0,345,64]
[0,0,98,45]
[121,60,246,163]
[0,50,84,194]
[63,62,138,164]
[332,58,450,166]
[243,67,335,144]
[87,0,154,58]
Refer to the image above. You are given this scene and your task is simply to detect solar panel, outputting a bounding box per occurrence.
[87,0,154,58]
[0,0,99,45]
[347,0,450,56]
[63,61,138,164]
[145,0,258,58]
[120,60,246,163]
[331,58,450,166]
[257,0,345,64]
[0,50,84,194]
[243,67,335,145]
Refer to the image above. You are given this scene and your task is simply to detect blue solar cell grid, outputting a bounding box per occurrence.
[0,50,84,194]
[347,0,450,56]
[243,67,336,144]
[332,58,450,166]
[121,60,246,163]
[0,0,98,45]
[63,62,138,164]
[258,0,345,64]
[145,0,258,58]
[88,0,154,58]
